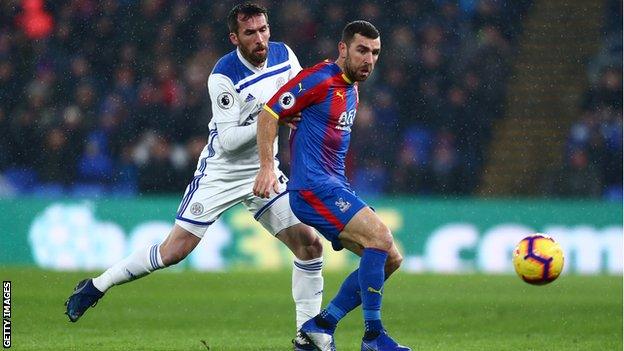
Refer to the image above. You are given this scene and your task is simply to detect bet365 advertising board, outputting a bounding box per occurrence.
[0,198,621,275]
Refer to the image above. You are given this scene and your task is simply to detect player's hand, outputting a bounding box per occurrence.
[279,112,301,130]
[254,166,280,199]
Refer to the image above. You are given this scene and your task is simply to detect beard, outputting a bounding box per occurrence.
[344,54,372,82]
[240,43,268,66]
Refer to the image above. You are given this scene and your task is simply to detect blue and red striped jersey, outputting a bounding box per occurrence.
[264,60,359,190]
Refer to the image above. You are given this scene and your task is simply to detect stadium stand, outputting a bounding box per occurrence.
[554,0,622,200]
[1,0,571,198]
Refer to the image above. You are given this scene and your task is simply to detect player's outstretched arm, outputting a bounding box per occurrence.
[253,108,280,199]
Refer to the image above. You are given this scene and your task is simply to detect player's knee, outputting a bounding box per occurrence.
[385,251,403,275]
[159,225,200,266]
[159,245,189,266]
[297,234,323,260]
[308,235,324,258]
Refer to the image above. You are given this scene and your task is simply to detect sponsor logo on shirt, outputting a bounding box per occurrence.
[336,109,356,131]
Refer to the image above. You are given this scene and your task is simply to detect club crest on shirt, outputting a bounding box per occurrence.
[217,92,233,109]
[279,92,295,109]
[190,202,204,216]
[335,197,351,213]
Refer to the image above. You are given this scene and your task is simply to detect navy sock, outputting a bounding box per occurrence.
[359,248,387,335]
[318,250,391,334]
[318,269,360,328]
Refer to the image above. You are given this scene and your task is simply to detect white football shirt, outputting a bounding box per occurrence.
[200,41,302,181]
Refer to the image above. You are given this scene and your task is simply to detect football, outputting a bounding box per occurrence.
[512,234,564,285]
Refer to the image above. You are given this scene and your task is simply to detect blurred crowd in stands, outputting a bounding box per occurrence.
[547,0,622,201]
[1,0,536,197]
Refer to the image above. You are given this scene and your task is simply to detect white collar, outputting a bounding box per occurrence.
[236,47,267,72]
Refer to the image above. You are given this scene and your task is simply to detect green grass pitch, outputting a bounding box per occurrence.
[4,267,622,350]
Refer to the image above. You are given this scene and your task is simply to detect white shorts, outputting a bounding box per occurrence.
[174,169,300,238]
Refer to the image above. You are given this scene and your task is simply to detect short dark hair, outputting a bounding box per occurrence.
[227,3,269,34]
[341,20,380,45]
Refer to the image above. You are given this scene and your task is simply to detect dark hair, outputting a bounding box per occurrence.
[227,3,269,34]
[341,20,380,45]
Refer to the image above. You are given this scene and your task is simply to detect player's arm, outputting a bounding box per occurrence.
[216,121,257,152]
[253,68,326,198]
[276,44,304,130]
[208,74,257,153]
[253,108,280,198]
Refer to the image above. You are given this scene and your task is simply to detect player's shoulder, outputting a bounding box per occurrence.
[311,60,337,71]
[300,60,339,81]
[266,41,291,67]
[211,50,254,86]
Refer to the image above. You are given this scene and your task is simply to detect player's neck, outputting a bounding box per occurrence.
[335,57,345,72]
[334,58,355,84]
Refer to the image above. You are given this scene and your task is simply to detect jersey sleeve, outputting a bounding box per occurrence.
[207,73,240,123]
[214,120,257,153]
[285,44,302,78]
[263,68,328,120]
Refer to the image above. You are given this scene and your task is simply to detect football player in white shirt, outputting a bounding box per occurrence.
[66,4,323,349]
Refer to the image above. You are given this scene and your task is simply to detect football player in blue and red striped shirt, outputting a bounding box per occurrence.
[254,21,410,351]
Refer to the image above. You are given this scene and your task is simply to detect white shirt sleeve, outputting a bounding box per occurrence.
[285,44,302,79]
[208,73,240,123]
[215,120,258,153]
[207,73,258,153]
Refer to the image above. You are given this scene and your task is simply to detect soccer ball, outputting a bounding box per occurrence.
[512,234,564,285]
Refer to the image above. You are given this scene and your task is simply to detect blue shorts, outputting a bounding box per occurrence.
[289,186,367,251]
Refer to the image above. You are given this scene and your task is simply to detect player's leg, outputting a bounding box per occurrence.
[276,224,324,351]
[276,223,324,327]
[65,169,219,323]
[65,224,201,322]
[286,187,369,351]
[312,211,408,350]
[246,187,324,351]
[290,187,408,351]
[92,224,200,292]
[277,222,323,260]
[339,237,403,276]
[336,208,409,350]
[315,237,402,330]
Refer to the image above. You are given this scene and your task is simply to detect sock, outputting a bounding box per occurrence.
[92,244,165,292]
[292,257,324,330]
[319,267,395,328]
[359,248,388,338]
[319,269,361,327]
